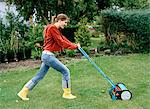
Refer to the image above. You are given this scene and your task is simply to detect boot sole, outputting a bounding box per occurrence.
[62,96,76,99]
[17,93,29,101]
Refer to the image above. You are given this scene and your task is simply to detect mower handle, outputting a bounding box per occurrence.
[78,47,116,87]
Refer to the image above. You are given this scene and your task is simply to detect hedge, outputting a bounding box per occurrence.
[100,9,150,53]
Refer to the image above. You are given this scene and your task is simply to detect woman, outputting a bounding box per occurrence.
[17,14,80,100]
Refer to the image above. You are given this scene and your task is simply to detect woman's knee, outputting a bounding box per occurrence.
[62,68,70,80]
[32,74,45,83]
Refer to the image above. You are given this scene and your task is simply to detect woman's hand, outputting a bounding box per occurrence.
[77,43,80,48]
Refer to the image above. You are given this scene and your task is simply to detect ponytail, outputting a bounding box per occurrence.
[51,16,57,24]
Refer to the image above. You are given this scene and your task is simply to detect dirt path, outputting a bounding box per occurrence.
[0,56,83,73]
[0,59,41,73]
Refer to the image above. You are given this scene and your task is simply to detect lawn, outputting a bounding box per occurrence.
[0,53,150,109]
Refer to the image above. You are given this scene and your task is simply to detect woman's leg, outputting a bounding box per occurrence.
[49,56,76,99]
[49,56,71,88]
[25,53,51,90]
[17,53,50,100]
[25,62,50,90]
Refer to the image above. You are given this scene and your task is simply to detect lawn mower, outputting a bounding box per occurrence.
[78,47,132,100]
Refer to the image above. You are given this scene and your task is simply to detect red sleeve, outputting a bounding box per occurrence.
[50,27,78,50]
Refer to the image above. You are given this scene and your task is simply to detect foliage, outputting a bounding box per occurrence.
[110,0,150,9]
[5,0,98,25]
[77,0,98,20]
[1,0,150,62]
[5,0,56,23]
[31,49,42,60]
[97,9,150,53]
[4,0,150,25]
[82,46,90,55]
[96,0,150,10]
[66,50,76,57]
[0,11,33,62]
[28,23,44,59]
[75,17,91,47]
[28,23,44,45]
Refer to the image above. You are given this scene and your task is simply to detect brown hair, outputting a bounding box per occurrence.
[51,13,69,24]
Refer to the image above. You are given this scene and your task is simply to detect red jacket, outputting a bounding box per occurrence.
[43,24,78,52]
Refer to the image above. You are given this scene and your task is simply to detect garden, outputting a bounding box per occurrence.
[0,0,150,109]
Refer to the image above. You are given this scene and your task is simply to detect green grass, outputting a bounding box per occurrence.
[0,54,150,109]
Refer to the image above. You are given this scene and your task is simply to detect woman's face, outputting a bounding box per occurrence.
[58,20,68,29]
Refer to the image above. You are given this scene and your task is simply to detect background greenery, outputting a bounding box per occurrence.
[96,9,150,53]
[0,0,150,63]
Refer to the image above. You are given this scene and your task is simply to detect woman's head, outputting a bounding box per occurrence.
[56,14,69,22]
[52,14,69,29]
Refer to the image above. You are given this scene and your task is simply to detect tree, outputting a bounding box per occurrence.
[5,0,98,24]
[96,0,150,10]
[5,0,55,24]
[96,0,110,10]
[5,0,76,24]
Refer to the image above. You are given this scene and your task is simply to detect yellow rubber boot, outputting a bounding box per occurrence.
[17,86,29,101]
[62,88,76,99]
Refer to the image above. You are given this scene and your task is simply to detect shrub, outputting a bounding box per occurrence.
[98,9,150,53]
[66,50,76,57]
[75,17,92,47]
